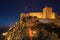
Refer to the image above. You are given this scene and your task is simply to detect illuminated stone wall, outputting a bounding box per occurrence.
[20,12,29,18]
[20,6,56,19]
[43,6,55,19]
[29,12,43,18]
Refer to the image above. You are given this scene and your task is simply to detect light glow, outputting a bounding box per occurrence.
[2,32,8,36]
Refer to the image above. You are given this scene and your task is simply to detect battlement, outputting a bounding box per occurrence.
[20,6,56,19]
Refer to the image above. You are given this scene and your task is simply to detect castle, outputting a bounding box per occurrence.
[20,6,56,19]
[2,6,60,40]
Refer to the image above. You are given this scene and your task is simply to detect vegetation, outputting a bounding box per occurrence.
[22,23,58,40]
[21,16,58,40]
[3,16,59,40]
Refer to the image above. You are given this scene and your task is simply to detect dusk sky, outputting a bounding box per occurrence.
[0,0,60,27]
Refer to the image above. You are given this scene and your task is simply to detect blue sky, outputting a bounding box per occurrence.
[0,0,60,27]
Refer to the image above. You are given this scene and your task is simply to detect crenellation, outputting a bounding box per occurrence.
[20,6,56,19]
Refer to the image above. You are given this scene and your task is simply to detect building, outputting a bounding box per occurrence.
[20,6,56,19]
[57,16,60,19]
[3,6,60,40]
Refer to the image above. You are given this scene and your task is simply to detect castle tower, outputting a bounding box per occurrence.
[43,6,52,19]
